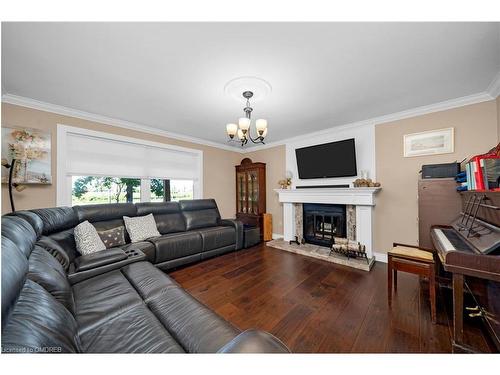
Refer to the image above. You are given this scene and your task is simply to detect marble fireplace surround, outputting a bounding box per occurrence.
[274,187,381,259]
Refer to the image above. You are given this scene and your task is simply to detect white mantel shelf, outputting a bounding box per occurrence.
[274,187,381,206]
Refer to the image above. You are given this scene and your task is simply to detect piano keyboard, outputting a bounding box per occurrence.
[432,228,474,252]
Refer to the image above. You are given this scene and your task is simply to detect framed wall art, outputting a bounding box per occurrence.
[1,126,52,184]
[403,127,454,157]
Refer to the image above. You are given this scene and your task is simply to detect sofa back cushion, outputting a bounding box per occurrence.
[45,228,79,263]
[136,202,186,234]
[1,280,81,353]
[27,246,76,315]
[1,215,38,259]
[179,199,221,231]
[10,210,44,238]
[74,203,137,223]
[1,235,28,330]
[31,207,79,236]
[74,203,137,244]
[36,236,71,271]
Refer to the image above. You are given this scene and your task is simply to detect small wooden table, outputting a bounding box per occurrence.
[388,243,437,323]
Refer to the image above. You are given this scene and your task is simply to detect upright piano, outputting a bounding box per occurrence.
[431,191,500,352]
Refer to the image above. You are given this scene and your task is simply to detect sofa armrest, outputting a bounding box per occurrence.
[219,219,244,250]
[73,248,128,272]
[217,329,290,353]
[68,248,146,284]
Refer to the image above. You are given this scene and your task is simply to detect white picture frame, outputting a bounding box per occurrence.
[403,127,454,157]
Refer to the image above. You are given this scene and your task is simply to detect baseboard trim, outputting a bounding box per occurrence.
[272,233,283,240]
[373,251,388,263]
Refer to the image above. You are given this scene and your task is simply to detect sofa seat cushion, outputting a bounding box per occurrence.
[121,262,180,301]
[80,304,185,353]
[197,226,236,252]
[121,241,155,263]
[72,270,143,334]
[149,231,202,263]
[146,287,240,353]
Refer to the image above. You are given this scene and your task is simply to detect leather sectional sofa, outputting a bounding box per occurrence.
[1,199,289,353]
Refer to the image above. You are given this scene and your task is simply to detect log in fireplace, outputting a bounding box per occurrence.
[303,203,346,247]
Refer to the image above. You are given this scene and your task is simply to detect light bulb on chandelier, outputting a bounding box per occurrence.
[226,90,268,146]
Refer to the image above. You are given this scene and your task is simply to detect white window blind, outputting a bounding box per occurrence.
[66,133,201,180]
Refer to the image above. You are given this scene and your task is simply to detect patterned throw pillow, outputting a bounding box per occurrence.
[97,226,127,249]
[74,220,106,255]
[123,214,160,243]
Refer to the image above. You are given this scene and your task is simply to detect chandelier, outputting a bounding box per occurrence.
[226,90,268,146]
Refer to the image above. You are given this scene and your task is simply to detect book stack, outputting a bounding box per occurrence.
[463,150,500,192]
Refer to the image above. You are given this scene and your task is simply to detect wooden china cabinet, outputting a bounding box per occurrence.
[235,158,266,237]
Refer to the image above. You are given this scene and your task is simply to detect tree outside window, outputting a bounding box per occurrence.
[72,176,194,205]
[72,176,140,205]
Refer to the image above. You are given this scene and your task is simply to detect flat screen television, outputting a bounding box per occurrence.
[295,138,357,179]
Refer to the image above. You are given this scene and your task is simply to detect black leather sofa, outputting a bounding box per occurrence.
[25,199,244,274]
[1,200,289,353]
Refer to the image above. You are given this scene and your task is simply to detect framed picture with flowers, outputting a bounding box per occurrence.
[1,127,52,184]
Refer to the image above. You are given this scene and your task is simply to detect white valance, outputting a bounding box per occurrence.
[66,132,201,180]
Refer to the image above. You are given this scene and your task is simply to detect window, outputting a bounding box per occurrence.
[149,179,194,202]
[58,125,203,206]
[72,176,141,205]
[72,177,195,205]
[170,180,194,201]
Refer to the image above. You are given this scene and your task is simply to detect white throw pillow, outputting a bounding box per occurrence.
[74,220,106,255]
[123,214,160,243]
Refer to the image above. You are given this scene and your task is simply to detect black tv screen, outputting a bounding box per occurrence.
[295,138,357,179]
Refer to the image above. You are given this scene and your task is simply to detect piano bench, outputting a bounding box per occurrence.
[388,244,437,324]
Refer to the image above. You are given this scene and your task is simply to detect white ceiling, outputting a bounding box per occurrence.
[2,22,500,148]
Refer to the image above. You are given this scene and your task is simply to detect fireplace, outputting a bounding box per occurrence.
[303,203,346,247]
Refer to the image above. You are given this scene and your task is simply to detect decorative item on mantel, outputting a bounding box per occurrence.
[353,178,381,188]
[278,179,290,189]
[278,170,293,189]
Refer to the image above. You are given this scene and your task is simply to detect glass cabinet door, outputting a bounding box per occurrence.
[247,170,259,215]
[237,171,247,213]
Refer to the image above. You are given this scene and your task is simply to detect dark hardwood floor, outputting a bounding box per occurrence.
[169,243,492,353]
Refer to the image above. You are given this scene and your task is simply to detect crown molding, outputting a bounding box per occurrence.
[2,89,495,155]
[1,93,241,153]
[487,71,500,98]
[241,90,495,153]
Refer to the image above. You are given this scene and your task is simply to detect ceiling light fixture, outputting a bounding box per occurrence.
[226,91,268,146]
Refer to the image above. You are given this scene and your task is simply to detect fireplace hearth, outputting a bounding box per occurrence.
[303,203,346,247]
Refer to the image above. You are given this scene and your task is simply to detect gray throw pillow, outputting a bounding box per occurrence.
[98,226,126,249]
[123,214,160,243]
[74,220,106,255]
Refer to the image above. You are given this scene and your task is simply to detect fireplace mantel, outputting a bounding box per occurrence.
[274,187,381,206]
[274,187,381,262]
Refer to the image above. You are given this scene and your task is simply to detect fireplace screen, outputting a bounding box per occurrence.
[303,203,346,247]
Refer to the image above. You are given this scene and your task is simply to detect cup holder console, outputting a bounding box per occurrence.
[124,249,142,258]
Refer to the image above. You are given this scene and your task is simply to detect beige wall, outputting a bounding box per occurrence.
[374,100,498,254]
[1,103,242,218]
[245,145,286,236]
